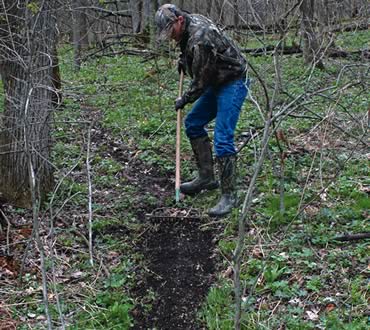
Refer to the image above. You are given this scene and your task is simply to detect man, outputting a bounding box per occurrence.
[155,4,249,217]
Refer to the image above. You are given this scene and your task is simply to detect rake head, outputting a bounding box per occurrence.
[145,207,201,221]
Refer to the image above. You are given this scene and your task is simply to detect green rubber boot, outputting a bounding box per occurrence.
[180,136,219,195]
[208,155,237,217]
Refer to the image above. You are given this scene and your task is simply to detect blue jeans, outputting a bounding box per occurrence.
[185,78,249,157]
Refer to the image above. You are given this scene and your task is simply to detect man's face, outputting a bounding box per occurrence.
[169,16,184,42]
[155,5,184,43]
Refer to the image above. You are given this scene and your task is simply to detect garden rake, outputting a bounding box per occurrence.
[175,70,184,203]
[145,71,202,222]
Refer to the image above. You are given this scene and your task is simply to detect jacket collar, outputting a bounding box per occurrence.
[179,15,190,52]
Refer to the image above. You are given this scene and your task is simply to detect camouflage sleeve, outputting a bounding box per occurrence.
[178,53,187,74]
[182,43,215,104]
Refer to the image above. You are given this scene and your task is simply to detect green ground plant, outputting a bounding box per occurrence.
[1,27,368,329]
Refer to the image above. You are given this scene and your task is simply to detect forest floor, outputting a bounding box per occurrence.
[0,106,223,329]
[87,113,221,329]
[0,28,369,330]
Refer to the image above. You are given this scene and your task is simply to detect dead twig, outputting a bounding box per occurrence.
[333,232,370,242]
[24,89,53,328]
[0,207,11,255]
[86,124,94,267]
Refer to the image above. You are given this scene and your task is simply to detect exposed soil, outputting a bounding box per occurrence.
[0,106,219,329]
[133,216,216,329]
[120,158,219,329]
[94,122,219,329]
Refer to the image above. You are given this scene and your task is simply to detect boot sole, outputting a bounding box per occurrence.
[180,181,219,195]
[208,209,232,217]
[208,196,236,217]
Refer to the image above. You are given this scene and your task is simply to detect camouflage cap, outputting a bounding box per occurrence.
[155,4,179,41]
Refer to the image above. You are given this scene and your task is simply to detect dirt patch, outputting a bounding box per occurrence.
[133,216,217,329]
[95,121,219,328]
[104,138,219,328]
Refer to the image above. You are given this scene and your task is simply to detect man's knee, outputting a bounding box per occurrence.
[214,134,236,157]
[184,115,194,137]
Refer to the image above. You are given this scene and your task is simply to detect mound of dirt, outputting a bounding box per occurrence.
[133,216,217,329]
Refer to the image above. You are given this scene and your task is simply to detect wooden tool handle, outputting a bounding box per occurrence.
[175,71,184,202]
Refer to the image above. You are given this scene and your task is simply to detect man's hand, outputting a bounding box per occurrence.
[175,97,186,111]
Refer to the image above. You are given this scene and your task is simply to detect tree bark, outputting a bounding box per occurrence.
[193,0,200,13]
[72,0,89,70]
[140,0,158,45]
[129,0,143,33]
[334,232,370,242]
[206,0,212,17]
[212,0,225,24]
[300,0,325,69]
[0,1,56,207]
[233,0,240,30]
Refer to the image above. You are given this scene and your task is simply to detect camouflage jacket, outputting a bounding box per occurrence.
[179,14,247,105]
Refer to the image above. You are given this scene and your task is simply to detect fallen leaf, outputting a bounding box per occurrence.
[325,303,336,312]
[288,298,301,306]
[17,227,32,239]
[48,293,56,301]
[221,266,233,278]
[304,205,320,217]
[0,256,19,278]
[107,251,120,259]
[359,183,370,194]
[306,309,319,321]
[252,246,263,258]
[0,320,16,330]
[71,271,85,279]
[25,287,35,295]
[319,189,328,202]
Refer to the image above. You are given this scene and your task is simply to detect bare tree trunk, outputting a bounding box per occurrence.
[322,0,330,26]
[0,1,56,207]
[141,0,158,44]
[72,0,89,70]
[51,43,62,107]
[300,0,325,69]
[233,0,239,29]
[193,0,200,13]
[142,0,151,32]
[206,0,212,17]
[129,0,142,33]
[212,0,225,24]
